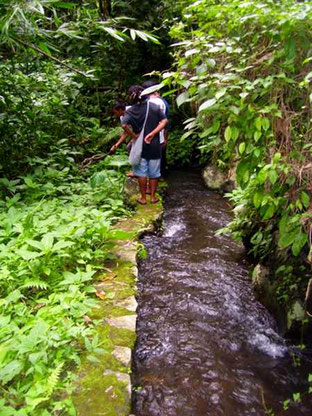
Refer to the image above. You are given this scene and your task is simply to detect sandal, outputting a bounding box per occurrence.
[137,199,147,205]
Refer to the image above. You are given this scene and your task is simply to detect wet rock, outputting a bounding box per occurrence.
[124,177,139,196]
[106,314,137,332]
[116,296,138,312]
[112,346,132,367]
[103,370,131,397]
[252,264,270,294]
[202,164,236,192]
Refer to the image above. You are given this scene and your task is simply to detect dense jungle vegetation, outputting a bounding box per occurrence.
[1,0,312,414]
[166,0,312,327]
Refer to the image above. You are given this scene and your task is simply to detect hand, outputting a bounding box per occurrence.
[144,132,155,144]
[110,144,117,153]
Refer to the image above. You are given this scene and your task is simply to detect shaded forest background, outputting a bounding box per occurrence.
[1,1,312,415]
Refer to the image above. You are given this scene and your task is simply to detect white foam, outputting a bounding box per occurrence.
[163,221,186,237]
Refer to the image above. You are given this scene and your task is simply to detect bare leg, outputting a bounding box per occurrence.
[149,178,159,203]
[138,177,147,204]
[146,178,151,194]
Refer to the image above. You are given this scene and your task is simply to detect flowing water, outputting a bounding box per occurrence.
[132,171,312,416]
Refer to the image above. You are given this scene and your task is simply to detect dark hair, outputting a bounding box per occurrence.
[128,85,144,104]
[142,80,158,89]
[112,101,126,111]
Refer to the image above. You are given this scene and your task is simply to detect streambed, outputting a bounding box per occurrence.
[132,171,311,416]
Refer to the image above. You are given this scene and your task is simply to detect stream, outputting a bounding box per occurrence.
[132,171,311,416]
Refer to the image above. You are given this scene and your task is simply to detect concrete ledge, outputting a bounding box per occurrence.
[72,186,163,416]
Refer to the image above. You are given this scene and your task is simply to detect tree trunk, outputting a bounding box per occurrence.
[99,0,111,19]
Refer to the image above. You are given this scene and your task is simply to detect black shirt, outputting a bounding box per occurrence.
[122,101,166,160]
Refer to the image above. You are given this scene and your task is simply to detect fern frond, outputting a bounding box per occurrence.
[47,362,64,397]
[22,280,50,290]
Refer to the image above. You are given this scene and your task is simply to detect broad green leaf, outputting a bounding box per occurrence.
[262,118,270,131]
[130,29,136,40]
[185,48,200,57]
[268,170,278,185]
[199,98,217,112]
[253,191,263,208]
[215,89,226,99]
[284,38,296,60]
[292,233,307,256]
[53,240,74,251]
[302,191,310,209]
[240,92,248,99]
[263,204,275,220]
[38,42,51,56]
[42,234,54,250]
[292,392,301,403]
[279,214,289,233]
[254,131,261,142]
[24,177,37,188]
[239,142,246,154]
[236,160,250,186]
[135,30,148,41]
[279,230,299,248]
[273,152,281,163]
[176,92,189,107]
[26,239,44,250]
[0,360,24,384]
[212,119,220,133]
[224,126,232,142]
[231,126,239,141]
[0,406,16,416]
[102,27,125,42]
[16,249,43,260]
[255,117,262,131]
[257,169,268,184]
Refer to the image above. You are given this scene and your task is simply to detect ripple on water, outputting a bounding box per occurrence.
[133,171,312,416]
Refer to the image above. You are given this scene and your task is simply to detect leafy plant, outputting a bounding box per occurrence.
[166,0,312,307]
[0,153,131,415]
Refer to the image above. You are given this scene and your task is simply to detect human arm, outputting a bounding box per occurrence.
[110,131,129,153]
[121,124,138,141]
[144,118,168,144]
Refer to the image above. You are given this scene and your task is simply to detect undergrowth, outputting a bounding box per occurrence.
[0,145,131,416]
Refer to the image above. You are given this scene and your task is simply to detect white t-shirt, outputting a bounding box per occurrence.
[120,105,132,123]
[148,97,166,144]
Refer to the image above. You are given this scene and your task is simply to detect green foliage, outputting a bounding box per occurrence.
[0,1,179,414]
[166,130,194,167]
[167,0,312,305]
[0,152,131,415]
[0,0,174,174]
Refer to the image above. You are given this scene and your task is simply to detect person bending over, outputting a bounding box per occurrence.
[122,85,168,204]
[110,102,129,153]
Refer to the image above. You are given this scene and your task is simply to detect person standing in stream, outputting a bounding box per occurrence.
[122,85,168,205]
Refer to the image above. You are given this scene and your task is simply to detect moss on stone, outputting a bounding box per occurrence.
[108,325,136,349]
[73,364,130,416]
[72,186,163,416]
[101,305,136,318]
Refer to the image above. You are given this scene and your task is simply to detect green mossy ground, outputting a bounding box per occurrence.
[72,188,163,416]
